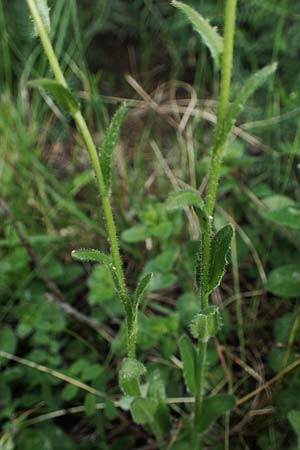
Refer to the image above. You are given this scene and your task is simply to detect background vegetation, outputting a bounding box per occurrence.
[1,0,300,449]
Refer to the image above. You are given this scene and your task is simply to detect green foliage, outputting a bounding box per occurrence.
[100,103,127,193]
[172,0,223,69]
[28,79,80,115]
[266,265,300,298]
[88,265,123,320]
[133,273,152,310]
[122,196,181,243]
[2,0,300,448]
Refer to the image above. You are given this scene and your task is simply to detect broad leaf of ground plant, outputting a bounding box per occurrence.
[208,224,233,294]
[266,264,300,298]
[130,397,158,425]
[264,204,300,229]
[28,78,80,115]
[100,103,127,193]
[178,335,196,394]
[225,63,277,135]
[148,370,171,435]
[288,410,300,447]
[119,358,146,396]
[171,0,223,69]
[166,190,208,226]
[197,394,236,432]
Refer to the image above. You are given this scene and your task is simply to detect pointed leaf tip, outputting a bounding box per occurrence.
[133,273,152,310]
[100,103,127,193]
[225,63,277,135]
[119,358,146,397]
[71,249,111,265]
[172,0,223,69]
[31,0,51,36]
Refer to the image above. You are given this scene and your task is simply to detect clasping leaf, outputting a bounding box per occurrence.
[119,358,146,397]
[225,63,277,135]
[100,103,127,194]
[208,224,233,293]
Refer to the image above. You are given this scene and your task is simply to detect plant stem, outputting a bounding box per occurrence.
[194,341,207,427]
[26,0,66,87]
[26,0,134,356]
[205,0,237,216]
[194,0,237,438]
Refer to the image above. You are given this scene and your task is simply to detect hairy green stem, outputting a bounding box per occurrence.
[194,341,207,427]
[26,0,135,356]
[195,0,237,440]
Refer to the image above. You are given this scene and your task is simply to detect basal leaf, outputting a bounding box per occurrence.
[100,103,127,193]
[266,264,300,298]
[133,273,152,311]
[119,358,146,397]
[28,78,80,115]
[172,0,223,69]
[197,394,236,432]
[178,335,196,394]
[130,397,158,425]
[71,249,111,265]
[226,63,277,135]
[208,224,233,294]
[264,205,300,229]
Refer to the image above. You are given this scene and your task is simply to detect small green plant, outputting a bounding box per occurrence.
[24,0,279,447]
[170,0,277,445]
[26,0,151,391]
